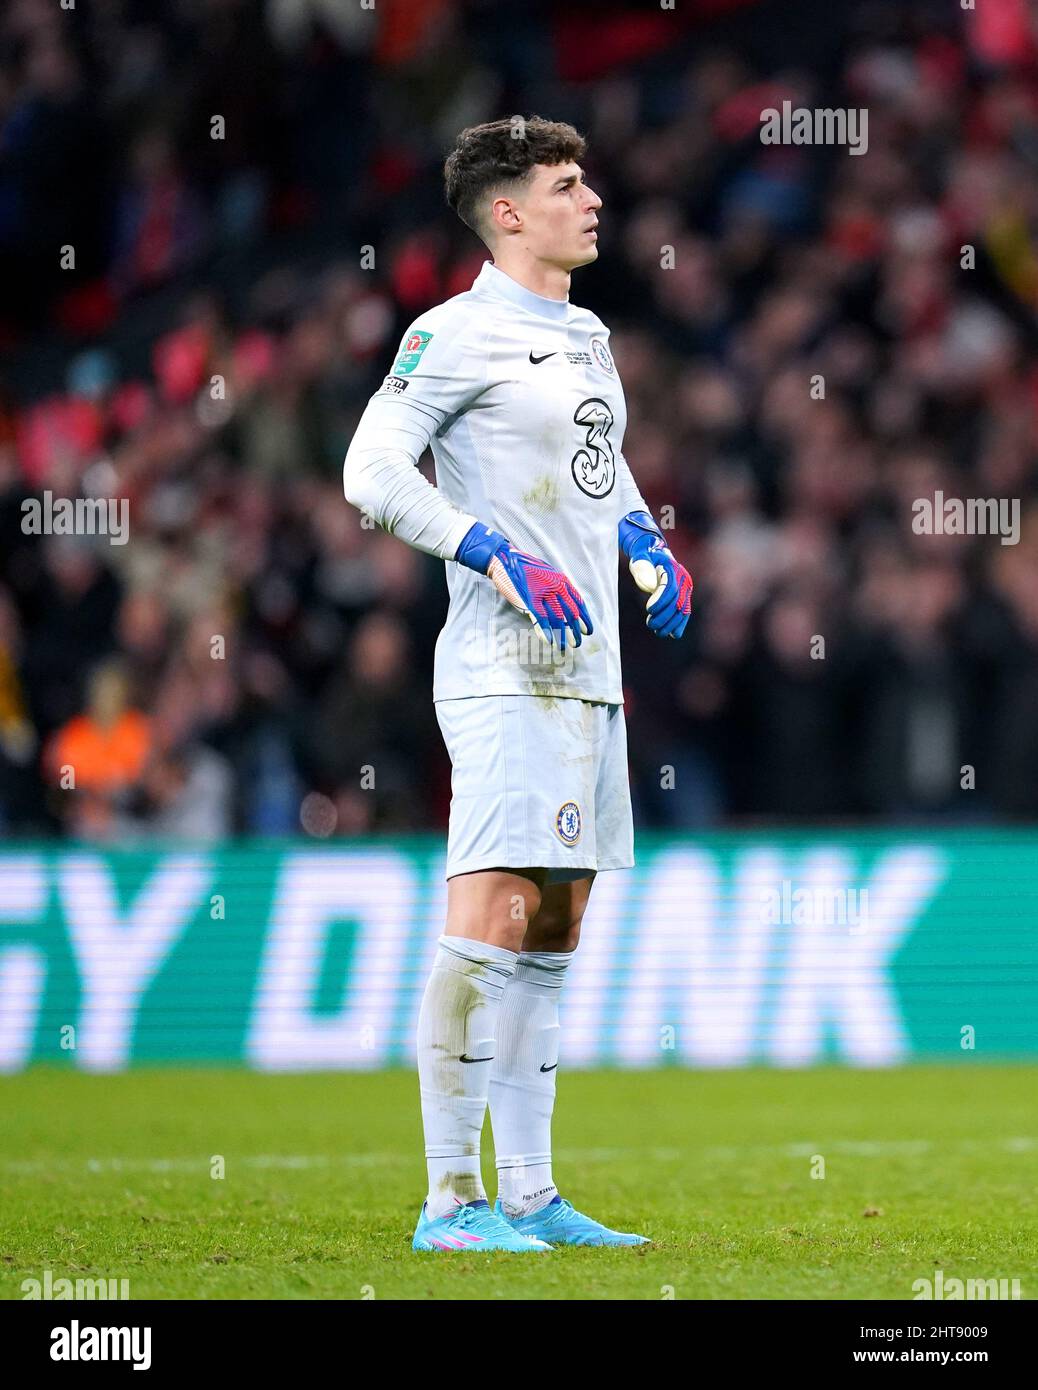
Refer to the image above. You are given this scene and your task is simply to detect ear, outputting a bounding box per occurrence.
[489,190,523,236]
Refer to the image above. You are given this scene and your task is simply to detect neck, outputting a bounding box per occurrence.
[490,251,570,303]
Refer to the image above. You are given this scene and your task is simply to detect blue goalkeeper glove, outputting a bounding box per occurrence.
[455,523,593,652]
[619,511,693,639]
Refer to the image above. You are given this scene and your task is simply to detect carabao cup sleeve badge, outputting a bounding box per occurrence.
[393,330,433,375]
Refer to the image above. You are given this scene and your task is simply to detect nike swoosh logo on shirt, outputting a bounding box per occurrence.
[529,351,557,364]
[539,1062,558,1072]
[460,1054,495,1063]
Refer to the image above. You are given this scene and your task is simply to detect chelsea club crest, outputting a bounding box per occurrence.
[555,801,582,845]
[590,337,614,374]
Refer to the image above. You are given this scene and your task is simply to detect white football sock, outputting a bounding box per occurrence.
[489,948,574,1217]
[417,933,518,1219]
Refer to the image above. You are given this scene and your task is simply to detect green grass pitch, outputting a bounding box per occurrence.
[1,1066,1035,1300]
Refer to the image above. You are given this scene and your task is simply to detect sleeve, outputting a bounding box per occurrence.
[342,310,487,561]
[615,450,653,530]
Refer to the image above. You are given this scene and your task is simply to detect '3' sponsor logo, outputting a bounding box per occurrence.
[571,398,616,499]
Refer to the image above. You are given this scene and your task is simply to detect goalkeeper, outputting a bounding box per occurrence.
[342,115,692,1254]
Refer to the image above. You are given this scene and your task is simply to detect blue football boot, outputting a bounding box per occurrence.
[412,1198,553,1252]
[495,1195,650,1247]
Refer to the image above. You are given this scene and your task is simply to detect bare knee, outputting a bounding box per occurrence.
[523,875,595,953]
[444,868,547,953]
[527,917,581,953]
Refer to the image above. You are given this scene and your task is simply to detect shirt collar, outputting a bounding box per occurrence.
[475,260,571,322]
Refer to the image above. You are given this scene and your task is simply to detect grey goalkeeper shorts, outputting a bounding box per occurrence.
[434,693,634,883]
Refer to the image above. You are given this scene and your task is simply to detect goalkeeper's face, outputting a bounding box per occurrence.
[508,161,602,271]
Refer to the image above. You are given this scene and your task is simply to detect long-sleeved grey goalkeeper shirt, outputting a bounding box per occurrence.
[342,259,649,703]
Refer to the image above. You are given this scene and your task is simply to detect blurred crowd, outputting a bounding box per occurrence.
[2,0,1038,839]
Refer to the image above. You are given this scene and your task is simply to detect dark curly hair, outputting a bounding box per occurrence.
[444,115,587,244]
